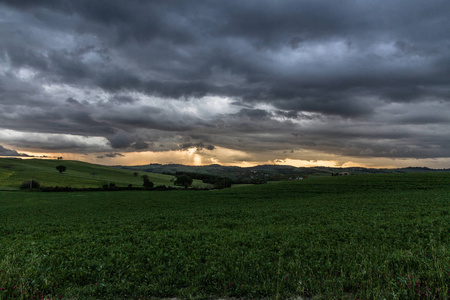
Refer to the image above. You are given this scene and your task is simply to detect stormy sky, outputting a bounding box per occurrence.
[1,0,450,167]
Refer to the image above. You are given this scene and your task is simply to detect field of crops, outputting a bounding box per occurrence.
[0,172,449,299]
[0,158,208,190]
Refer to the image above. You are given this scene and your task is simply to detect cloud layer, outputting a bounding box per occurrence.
[1,1,450,166]
[0,145,29,157]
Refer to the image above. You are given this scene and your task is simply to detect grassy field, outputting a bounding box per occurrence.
[0,173,449,299]
[0,158,208,190]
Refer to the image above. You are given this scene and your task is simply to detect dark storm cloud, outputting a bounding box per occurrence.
[65,97,83,107]
[179,142,215,151]
[96,152,124,159]
[0,102,115,136]
[0,145,30,157]
[107,131,135,149]
[5,0,450,106]
[108,95,136,105]
[1,0,450,161]
[131,140,150,150]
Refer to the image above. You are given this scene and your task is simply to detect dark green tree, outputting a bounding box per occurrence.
[143,176,154,189]
[20,180,40,190]
[175,174,193,189]
[56,165,66,174]
[214,178,232,189]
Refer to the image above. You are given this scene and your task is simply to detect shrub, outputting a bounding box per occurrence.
[174,174,193,189]
[214,178,232,189]
[102,183,117,190]
[143,177,154,189]
[56,165,67,174]
[20,180,40,190]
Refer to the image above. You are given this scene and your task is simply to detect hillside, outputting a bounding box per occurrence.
[118,163,450,182]
[2,158,448,191]
[119,163,317,183]
[0,158,207,190]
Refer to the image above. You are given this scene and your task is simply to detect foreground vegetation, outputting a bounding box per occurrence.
[0,173,449,299]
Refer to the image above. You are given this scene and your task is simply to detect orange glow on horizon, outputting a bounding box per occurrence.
[3,146,450,169]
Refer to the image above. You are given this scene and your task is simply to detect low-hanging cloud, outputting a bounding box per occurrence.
[0,145,30,157]
[96,152,125,159]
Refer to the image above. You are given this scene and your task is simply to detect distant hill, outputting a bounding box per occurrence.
[2,158,447,191]
[118,163,450,183]
[118,163,311,183]
[315,166,450,174]
[0,158,207,190]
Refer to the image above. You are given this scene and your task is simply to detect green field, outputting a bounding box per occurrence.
[0,173,449,299]
[0,158,208,190]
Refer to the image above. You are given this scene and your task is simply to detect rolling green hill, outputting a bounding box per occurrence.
[0,158,207,190]
[119,163,450,182]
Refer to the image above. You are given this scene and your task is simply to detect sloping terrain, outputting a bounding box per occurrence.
[119,163,450,181]
[0,158,206,190]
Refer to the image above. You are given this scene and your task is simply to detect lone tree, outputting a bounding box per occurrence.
[133,172,139,177]
[56,165,67,174]
[175,174,193,189]
[142,175,154,189]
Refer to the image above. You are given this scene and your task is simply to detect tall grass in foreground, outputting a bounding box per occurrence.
[0,173,449,299]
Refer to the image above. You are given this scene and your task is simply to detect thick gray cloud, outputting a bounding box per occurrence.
[0,145,30,157]
[179,142,215,151]
[1,0,450,164]
[96,152,124,159]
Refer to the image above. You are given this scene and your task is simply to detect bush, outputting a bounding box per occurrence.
[174,174,193,189]
[20,180,40,190]
[143,177,154,189]
[102,183,117,190]
[56,165,67,174]
[214,178,232,189]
